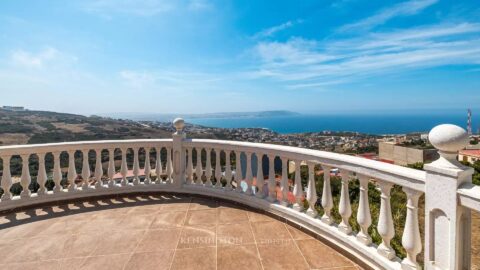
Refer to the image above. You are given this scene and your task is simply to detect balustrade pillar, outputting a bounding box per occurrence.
[196,148,203,185]
[144,148,152,184]
[20,154,31,198]
[132,148,140,185]
[186,147,194,185]
[268,154,276,202]
[377,181,395,259]
[36,153,47,195]
[1,155,12,200]
[94,149,104,188]
[320,165,334,225]
[356,174,372,245]
[255,152,264,198]
[68,150,77,191]
[292,160,303,211]
[215,149,222,188]
[172,118,186,187]
[224,150,232,190]
[235,151,243,193]
[155,148,163,184]
[81,150,91,189]
[338,169,352,234]
[401,188,422,270]
[53,151,62,192]
[281,157,289,206]
[120,148,128,186]
[107,149,116,187]
[205,148,213,186]
[245,152,253,195]
[166,147,173,183]
[306,162,318,217]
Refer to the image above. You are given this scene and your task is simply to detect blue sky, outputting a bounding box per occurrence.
[0,0,479,115]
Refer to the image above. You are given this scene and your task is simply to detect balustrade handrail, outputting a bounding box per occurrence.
[458,182,480,213]
[184,138,426,192]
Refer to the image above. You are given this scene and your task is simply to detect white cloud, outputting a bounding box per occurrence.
[187,0,212,11]
[253,20,302,39]
[339,0,438,32]
[10,47,59,68]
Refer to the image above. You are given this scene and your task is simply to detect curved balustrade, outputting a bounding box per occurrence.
[0,122,477,270]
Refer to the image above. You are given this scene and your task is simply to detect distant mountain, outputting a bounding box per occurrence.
[105,110,300,121]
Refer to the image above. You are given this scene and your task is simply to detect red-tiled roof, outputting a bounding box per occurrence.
[459,149,480,157]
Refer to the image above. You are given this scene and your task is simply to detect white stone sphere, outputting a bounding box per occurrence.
[428,124,468,153]
[173,118,185,132]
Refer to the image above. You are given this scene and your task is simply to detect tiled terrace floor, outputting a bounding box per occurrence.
[0,194,363,270]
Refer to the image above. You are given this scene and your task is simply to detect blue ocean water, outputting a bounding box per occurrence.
[186,112,478,135]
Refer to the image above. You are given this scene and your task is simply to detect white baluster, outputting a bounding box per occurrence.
[132,148,140,185]
[53,151,62,192]
[356,174,372,245]
[205,148,212,186]
[144,148,152,184]
[195,148,203,185]
[215,149,222,188]
[186,147,194,184]
[306,162,317,217]
[245,152,253,195]
[20,154,31,198]
[81,150,91,189]
[224,150,232,190]
[255,152,264,198]
[377,181,395,259]
[235,151,243,193]
[120,148,128,186]
[94,149,104,188]
[281,157,289,206]
[338,169,352,234]
[320,165,334,225]
[401,188,422,270]
[107,148,116,187]
[36,153,47,195]
[67,150,77,191]
[292,160,303,211]
[267,154,276,202]
[166,148,173,183]
[155,147,163,183]
[1,155,12,200]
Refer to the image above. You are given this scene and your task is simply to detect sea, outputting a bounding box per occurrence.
[185,111,478,135]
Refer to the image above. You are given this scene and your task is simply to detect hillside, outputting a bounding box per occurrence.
[0,109,215,146]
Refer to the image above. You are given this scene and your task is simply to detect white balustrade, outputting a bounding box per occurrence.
[0,121,476,270]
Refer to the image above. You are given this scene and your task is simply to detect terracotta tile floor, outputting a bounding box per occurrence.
[0,194,363,270]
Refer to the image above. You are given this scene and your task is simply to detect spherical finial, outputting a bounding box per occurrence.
[173,118,185,133]
[428,124,468,153]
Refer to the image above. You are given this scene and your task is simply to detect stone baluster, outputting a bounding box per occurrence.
[205,148,213,186]
[81,150,91,189]
[132,148,140,185]
[224,150,232,190]
[195,148,203,185]
[1,155,12,200]
[281,157,289,206]
[120,148,128,186]
[166,148,173,183]
[155,147,163,183]
[53,151,62,192]
[94,149,103,188]
[214,149,222,188]
[68,150,77,191]
[36,153,47,195]
[107,148,116,187]
[306,162,317,217]
[235,151,243,193]
[245,152,253,195]
[186,147,194,184]
[401,188,422,270]
[356,174,372,245]
[320,165,334,225]
[267,154,276,202]
[292,160,304,211]
[338,169,352,234]
[20,154,31,198]
[377,181,395,259]
[255,152,264,198]
[144,148,152,184]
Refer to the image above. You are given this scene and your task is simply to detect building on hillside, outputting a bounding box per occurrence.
[1,106,25,111]
[378,141,439,166]
[458,149,480,163]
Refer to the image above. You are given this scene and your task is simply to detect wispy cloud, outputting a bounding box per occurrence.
[10,47,77,69]
[253,19,302,39]
[339,0,438,32]
[249,22,480,89]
